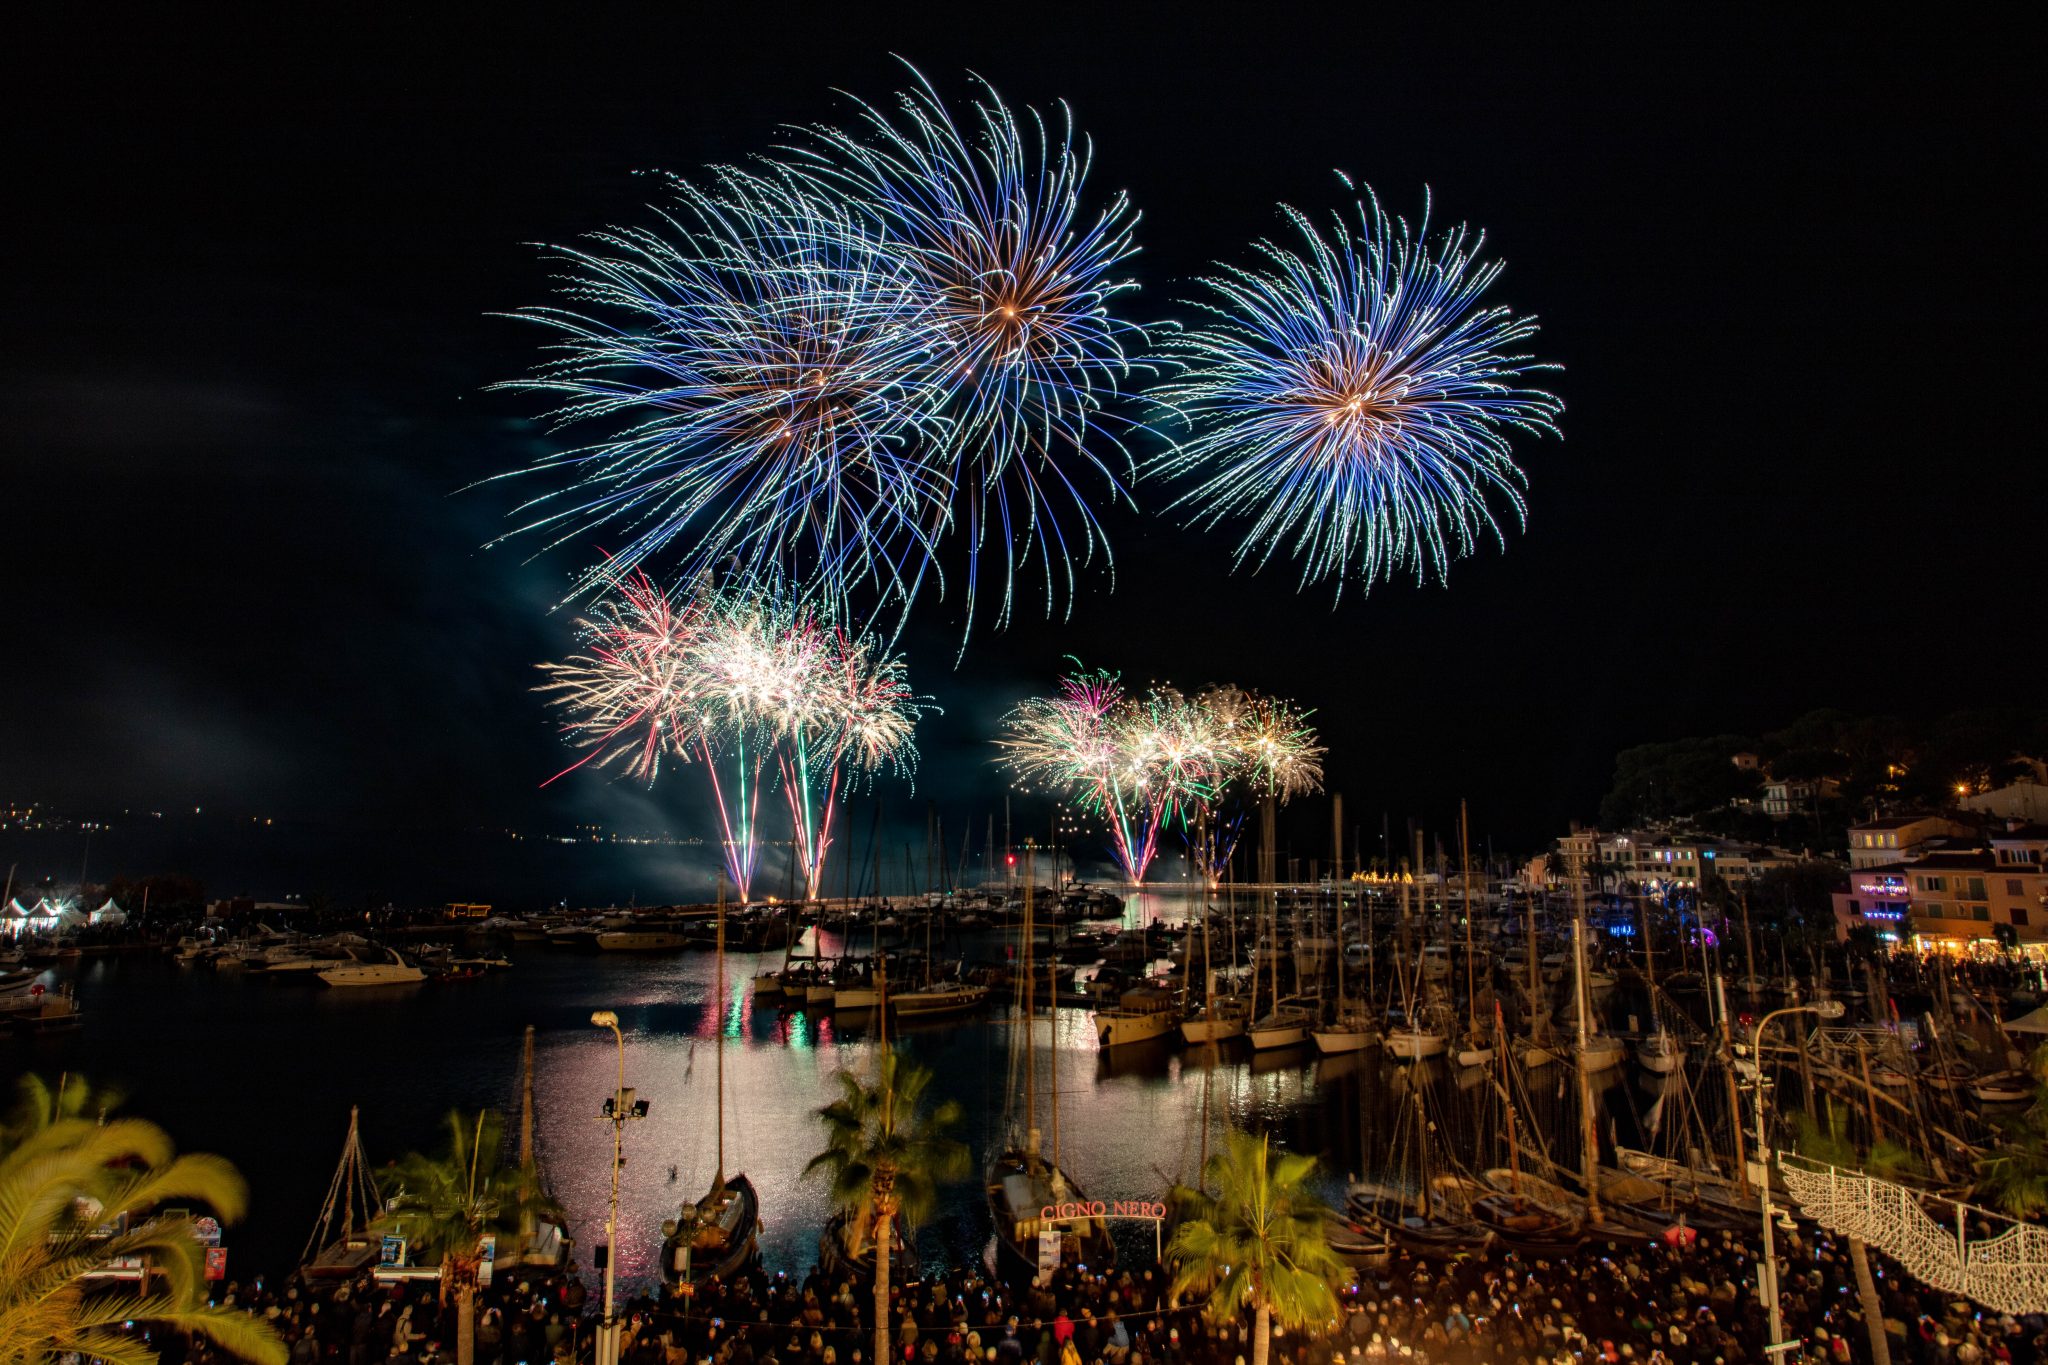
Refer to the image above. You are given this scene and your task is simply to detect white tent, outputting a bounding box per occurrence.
[2005,1004,2048,1034]
[92,898,127,926]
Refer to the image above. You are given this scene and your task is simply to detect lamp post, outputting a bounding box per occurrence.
[591,1010,648,1365]
[1749,998,1844,1354]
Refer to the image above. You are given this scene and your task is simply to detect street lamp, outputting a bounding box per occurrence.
[590,1011,649,1365]
[1749,997,1845,1355]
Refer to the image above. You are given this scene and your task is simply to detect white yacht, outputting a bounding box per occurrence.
[318,948,425,988]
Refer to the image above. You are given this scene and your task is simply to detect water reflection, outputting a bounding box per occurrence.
[15,905,1706,1293]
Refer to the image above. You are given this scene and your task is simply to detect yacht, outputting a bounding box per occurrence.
[1092,983,1179,1048]
[318,948,425,988]
[595,925,690,951]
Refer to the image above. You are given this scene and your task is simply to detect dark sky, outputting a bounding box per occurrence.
[4,7,2040,895]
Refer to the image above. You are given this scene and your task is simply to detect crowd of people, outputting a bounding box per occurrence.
[176,1221,2048,1365]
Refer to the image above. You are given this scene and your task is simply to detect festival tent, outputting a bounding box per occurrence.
[2005,1004,2048,1034]
[91,898,127,926]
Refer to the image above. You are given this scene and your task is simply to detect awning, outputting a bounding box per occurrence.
[2005,1004,2048,1034]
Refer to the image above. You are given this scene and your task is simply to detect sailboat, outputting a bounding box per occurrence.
[1452,802,1497,1070]
[985,848,1115,1285]
[1187,888,1245,1047]
[659,881,760,1288]
[299,1107,388,1280]
[1385,842,1450,1061]
[1313,879,1378,1054]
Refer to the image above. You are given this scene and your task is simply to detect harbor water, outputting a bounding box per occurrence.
[1,891,1683,1291]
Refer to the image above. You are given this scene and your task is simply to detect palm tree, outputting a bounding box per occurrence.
[1165,1130,1346,1365]
[0,1074,285,1365]
[805,1050,969,1365]
[383,1110,559,1365]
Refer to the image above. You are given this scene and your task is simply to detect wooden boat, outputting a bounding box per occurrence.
[819,1205,912,1283]
[1970,1069,2034,1104]
[1180,993,1249,1044]
[1246,1000,1315,1051]
[1346,1183,1490,1259]
[1637,1031,1688,1075]
[984,1148,1116,1282]
[1312,1003,1381,1055]
[660,887,760,1289]
[659,1174,760,1285]
[1093,983,1180,1048]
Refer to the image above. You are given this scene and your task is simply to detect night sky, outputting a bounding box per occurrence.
[5,8,2040,896]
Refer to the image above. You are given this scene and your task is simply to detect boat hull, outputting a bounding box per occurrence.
[1312,1028,1378,1055]
[1385,1030,1448,1061]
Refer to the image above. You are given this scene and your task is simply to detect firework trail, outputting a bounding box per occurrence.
[540,573,926,900]
[1150,183,1561,595]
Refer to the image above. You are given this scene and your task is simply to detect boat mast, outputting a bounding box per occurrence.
[1461,800,1477,1041]
[1049,953,1062,1184]
[520,1025,536,1168]
[1023,840,1039,1165]
[716,873,727,1189]
[1571,871,1603,1223]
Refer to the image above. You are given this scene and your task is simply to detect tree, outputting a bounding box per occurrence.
[1165,1131,1346,1365]
[0,1074,284,1365]
[805,1051,969,1365]
[383,1111,559,1365]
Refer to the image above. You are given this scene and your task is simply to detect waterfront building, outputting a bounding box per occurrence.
[1847,814,1976,868]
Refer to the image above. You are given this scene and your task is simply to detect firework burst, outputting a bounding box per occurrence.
[997,665,1311,884]
[1150,184,1561,594]
[788,68,1148,630]
[494,169,953,618]
[539,573,927,899]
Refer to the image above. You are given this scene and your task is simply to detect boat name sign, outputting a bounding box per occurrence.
[1040,1199,1168,1222]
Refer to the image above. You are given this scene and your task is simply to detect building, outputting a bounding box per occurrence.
[1558,827,1805,891]
[1764,776,1840,820]
[1832,865,1914,943]
[1846,814,1977,869]
[1904,848,2048,949]
[1962,779,2048,823]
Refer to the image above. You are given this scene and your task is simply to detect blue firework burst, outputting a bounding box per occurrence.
[1150,184,1561,594]
[490,168,954,613]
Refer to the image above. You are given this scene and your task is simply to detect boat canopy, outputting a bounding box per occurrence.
[2005,1004,2048,1034]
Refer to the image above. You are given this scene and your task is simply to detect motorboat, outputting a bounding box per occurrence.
[594,926,690,951]
[318,948,425,988]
